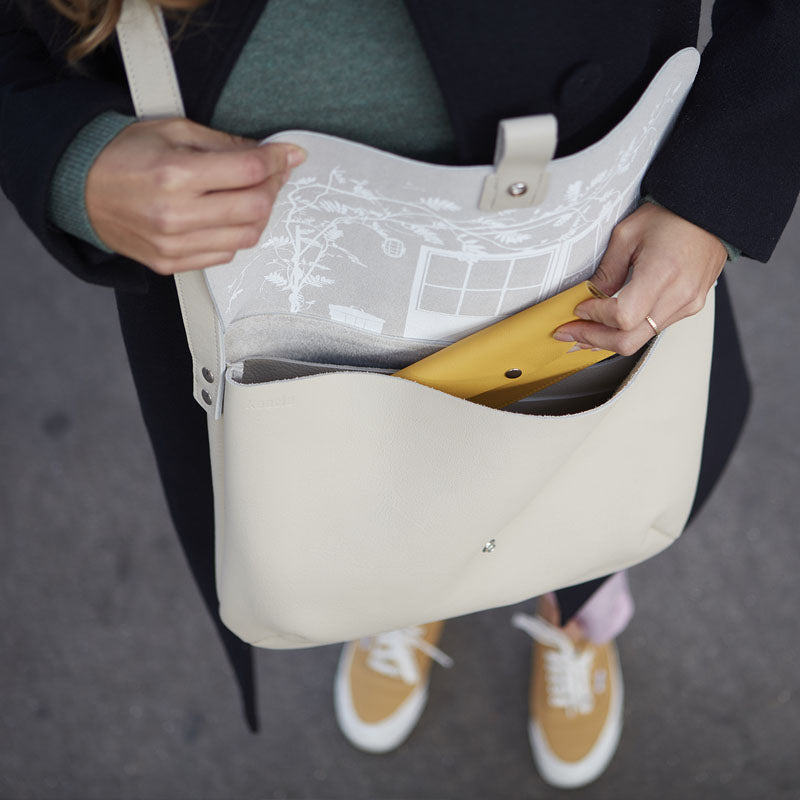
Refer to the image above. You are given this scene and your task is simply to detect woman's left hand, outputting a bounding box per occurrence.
[553,201,729,355]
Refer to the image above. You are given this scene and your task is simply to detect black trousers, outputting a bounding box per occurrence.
[115,272,750,732]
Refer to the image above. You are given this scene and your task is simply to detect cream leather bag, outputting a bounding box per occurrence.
[116,0,713,649]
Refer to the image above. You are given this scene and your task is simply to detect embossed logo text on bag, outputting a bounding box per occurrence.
[246,396,297,411]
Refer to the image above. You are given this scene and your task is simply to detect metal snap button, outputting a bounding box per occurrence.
[508,182,528,197]
[201,390,212,406]
[505,368,523,379]
[202,367,214,383]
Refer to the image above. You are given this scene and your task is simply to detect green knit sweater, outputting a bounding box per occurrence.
[47,0,740,261]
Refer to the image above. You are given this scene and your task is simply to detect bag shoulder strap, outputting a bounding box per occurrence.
[117,0,226,417]
[117,0,184,118]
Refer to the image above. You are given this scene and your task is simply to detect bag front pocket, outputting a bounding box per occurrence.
[215,293,714,647]
[233,349,641,416]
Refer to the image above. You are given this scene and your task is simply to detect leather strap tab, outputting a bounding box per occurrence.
[479,114,557,211]
[173,269,226,417]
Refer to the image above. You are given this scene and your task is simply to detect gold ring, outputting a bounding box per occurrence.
[645,315,660,336]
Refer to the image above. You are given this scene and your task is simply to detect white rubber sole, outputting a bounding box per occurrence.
[529,642,624,788]
[333,641,430,754]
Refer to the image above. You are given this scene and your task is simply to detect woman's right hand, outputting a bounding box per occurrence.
[85,117,306,274]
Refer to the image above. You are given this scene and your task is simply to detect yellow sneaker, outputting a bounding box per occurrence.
[333,621,452,753]
[512,612,623,788]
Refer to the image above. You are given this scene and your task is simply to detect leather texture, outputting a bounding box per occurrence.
[115,0,714,649]
[218,291,714,647]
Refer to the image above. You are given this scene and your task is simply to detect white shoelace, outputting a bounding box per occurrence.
[512,612,596,717]
[363,626,454,685]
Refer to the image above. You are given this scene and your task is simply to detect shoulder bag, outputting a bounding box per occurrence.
[115,0,713,649]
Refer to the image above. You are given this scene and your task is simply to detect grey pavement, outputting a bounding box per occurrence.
[2,159,800,800]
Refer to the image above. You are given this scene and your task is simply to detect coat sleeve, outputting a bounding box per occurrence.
[0,0,150,291]
[641,0,800,263]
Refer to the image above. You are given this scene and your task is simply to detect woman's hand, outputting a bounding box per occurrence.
[553,201,728,354]
[85,117,306,274]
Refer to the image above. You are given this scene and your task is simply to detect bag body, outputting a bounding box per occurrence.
[214,289,712,647]
[116,0,713,648]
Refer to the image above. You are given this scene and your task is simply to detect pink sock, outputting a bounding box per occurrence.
[546,570,634,645]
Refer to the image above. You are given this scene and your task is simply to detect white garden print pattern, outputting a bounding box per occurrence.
[204,50,699,348]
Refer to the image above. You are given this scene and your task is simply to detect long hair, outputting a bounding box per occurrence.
[46,0,209,65]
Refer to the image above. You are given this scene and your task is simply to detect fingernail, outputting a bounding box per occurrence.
[286,146,307,167]
[574,306,590,320]
[553,331,575,342]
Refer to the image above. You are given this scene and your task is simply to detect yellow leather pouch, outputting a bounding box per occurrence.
[393,281,615,409]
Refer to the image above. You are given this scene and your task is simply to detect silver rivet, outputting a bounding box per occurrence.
[508,182,528,197]
[201,390,212,406]
[483,539,496,553]
[505,368,523,379]
[202,367,214,383]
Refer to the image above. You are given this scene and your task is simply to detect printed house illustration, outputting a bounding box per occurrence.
[403,210,608,342]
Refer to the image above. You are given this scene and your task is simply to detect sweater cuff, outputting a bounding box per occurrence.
[640,193,742,263]
[47,111,138,254]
